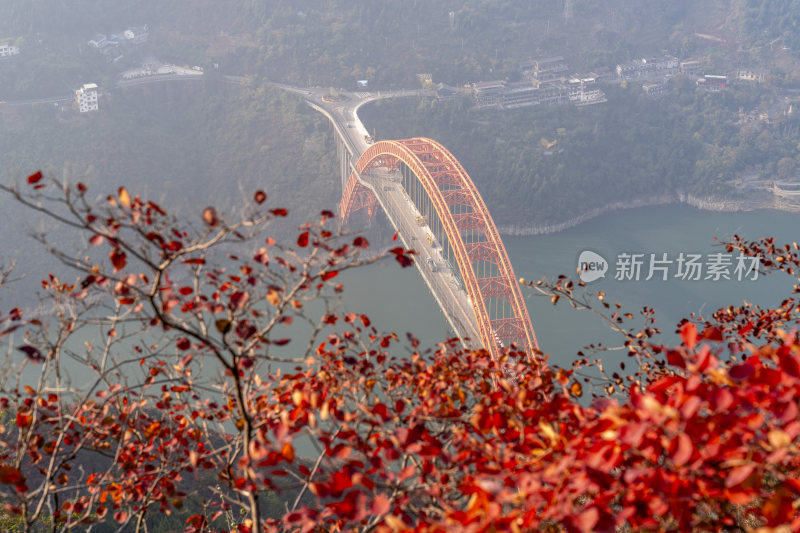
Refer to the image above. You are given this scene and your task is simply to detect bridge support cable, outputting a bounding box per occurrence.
[340,138,539,364]
[341,166,478,349]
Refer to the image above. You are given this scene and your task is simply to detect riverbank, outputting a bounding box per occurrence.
[497,191,800,236]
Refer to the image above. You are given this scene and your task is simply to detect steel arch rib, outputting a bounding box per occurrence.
[419,137,539,355]
[341,138,539,363]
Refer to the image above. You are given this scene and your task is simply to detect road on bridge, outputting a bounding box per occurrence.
[286,85,484,349]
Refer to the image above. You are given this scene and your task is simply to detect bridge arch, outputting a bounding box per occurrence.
[341,138,538,362]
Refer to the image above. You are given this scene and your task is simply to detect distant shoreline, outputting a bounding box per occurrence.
[496,192,800,236]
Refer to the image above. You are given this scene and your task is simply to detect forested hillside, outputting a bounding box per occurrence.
[2,0,798,89]
[736,0,800,53]
[362,81,800,227]
[0,81,337,223]
[1,0,799,232]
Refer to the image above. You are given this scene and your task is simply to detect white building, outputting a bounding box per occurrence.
[642,82,668,98]
[616,56,679,79]
[567,77,606,105]
[735,69,768,83]
[123,26,149,44]
[75,83,99,113]
[0,42,20,57]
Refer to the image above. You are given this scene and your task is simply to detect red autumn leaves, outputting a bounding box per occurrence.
[9,178,800,531]
[248,321,800,532]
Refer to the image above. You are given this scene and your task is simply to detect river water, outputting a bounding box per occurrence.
[338,204,800,369]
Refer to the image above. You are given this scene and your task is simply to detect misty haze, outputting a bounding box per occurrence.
[1,2,800,531]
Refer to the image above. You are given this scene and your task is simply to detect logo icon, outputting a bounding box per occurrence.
[578,250,608,283]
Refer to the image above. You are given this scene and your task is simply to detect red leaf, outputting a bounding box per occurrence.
[179,286,193,296]
[321,209,335,218]
[353,236,369,249]
[701,326,724,342]
[729,363,754,381]
[15,413,31,428]
[110,249,127,272]
[114,511,129,524]
[574,507,599,533]
[680,323,697,350]
[183,258,206,265]
[147,201,167,215]
[229,291,249,310]
[395,254,414,268]
[186,514,205,527]
[281,443,295,462]
[725,464,755,488]
[254,190,267,204]
[0,325,20,338]
[297,231,309,248]
[371,493,391,516]
[666,350,685,369]
[89,235,104,246]
[779,353,800,378]
[714,389,734,411]
[320,270,338,281]
[373,402,390,421]
[671,432,693,466]
[26,171,43,184]
[397,465,415,482]
[77,182,87,193]
[270,208,288,217]
[0,466,24,485]
[330,471,354,494]
[271,339,290,346]
[392,232,398,241]
[176,338,191,351]
[18,345,43,362]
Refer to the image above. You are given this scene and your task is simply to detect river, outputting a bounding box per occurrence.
[338,204,800,369]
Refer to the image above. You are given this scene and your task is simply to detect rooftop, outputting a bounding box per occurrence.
[474,80,506,89]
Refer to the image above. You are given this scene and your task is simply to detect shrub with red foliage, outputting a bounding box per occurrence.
[1,175,799,532]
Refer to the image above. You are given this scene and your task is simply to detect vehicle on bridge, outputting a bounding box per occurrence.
[426,257,440,272]
[426,232,439,248]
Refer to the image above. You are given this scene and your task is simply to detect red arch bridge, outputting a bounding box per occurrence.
[336,136,539,363]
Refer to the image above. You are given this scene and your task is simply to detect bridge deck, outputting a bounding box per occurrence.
[297,86,530,357]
